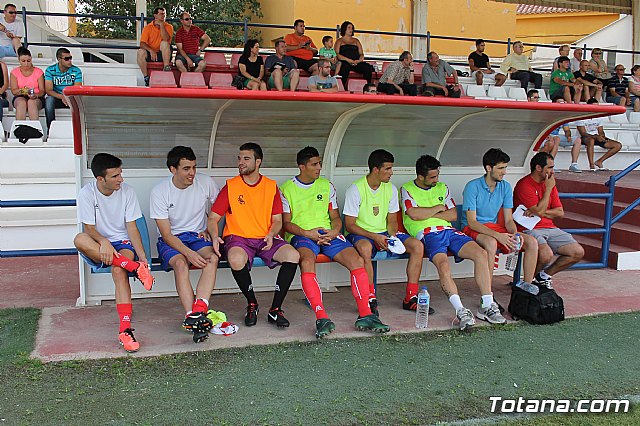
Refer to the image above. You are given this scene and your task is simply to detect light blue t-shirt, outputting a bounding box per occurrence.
[461,176,513,228]
[44,64,83,95]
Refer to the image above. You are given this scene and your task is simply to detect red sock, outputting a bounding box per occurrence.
[369,283,376,300]
[350,268,372,317]
[116,303,132,333]
[405,282,419,301]
[111,254,139,273]
[191,298,209,314]
[301,272,328,320]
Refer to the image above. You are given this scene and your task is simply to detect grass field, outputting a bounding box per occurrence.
[0,308,638,425]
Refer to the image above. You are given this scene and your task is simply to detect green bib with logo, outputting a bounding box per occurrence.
[280,177,332,242]
[401,180,451,237]
[352,176,393,234]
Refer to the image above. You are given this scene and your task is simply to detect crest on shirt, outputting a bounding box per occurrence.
[372,206,379,216]
[238,195,245,205]
[438,196,443,201]
[316,194,323,201]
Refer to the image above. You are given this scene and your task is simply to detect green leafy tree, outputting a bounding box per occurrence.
[76,0,261,46]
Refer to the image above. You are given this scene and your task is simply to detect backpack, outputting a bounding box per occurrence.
[508,285,564,325]
[13,124,43,144]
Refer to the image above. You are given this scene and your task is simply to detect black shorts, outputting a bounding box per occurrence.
[292,57,317,72]
[581,135,608,148]
[145,50,165,62]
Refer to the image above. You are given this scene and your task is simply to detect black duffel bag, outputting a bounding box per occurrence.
[508,285,564,325]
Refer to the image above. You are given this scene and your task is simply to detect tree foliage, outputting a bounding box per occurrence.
[76,0,262,47]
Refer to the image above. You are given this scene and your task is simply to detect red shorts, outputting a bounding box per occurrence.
[463,223,511,254]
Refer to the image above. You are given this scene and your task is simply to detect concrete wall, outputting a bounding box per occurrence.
[515,11,619,46]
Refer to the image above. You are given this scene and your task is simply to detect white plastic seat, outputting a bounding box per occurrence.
[615,131,637,148]
[28,45,53,62]
[46,120,73,145]
[508,87,527,101]
[628,112,640,124]
[487,85,511,100]
[538,89,549,100]
[67,47,85,65]
[0,121,5,142]
[465,85,487,98]
[609,113,636,128]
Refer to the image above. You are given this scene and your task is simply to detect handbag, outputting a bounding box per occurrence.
[13,124,43,144]
[231,75,245,90]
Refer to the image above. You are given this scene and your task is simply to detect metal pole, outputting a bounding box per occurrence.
[243,17,248,43]
[21,6,27,48]
[335,25,340,40]
[426,31,430,55]
[507,37,511,54]
[138,13,145,43]
[601,177,615,268]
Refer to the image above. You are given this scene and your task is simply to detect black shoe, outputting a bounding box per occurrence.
[267,308,290,328]
[143,75,150,86]
[403,296,435,314]
[192,330,209,343]
[245,303,259,326]
[369,298,379,317]
[182,311,213,333]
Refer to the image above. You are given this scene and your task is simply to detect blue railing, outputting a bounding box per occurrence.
[0,199,77,258]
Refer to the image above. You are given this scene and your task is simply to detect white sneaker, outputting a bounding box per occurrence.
[387,236,406,254]
[477,302,507,324]
[454,308,476,330]
[568,163,582,173]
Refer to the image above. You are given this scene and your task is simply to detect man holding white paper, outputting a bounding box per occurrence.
[461,148,539,294]
[513,152,584,290]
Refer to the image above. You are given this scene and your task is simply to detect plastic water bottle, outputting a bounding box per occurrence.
[415,287,430,329]
[504,233,523,272]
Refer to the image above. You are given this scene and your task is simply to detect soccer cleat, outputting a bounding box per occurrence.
[369,298,379,317]
[533,273,554,291]
[192,330,209,343]
[245,303,259,327]
[355,314,390,333]
[118,328,140,352]
[134,262,155,291]
[476,302,507,324]
[454,308,476,331]
[315,318,336,338]
[267,308,290,328]
[182,311,213,334]
[402,296,435,314]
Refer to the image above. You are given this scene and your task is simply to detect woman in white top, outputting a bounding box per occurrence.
[628,64,640,112]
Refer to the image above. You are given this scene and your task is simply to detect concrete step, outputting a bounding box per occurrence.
[557,212,640,251]
[556,173,640,205]
[573,234,640,270]
[562,198,640,227]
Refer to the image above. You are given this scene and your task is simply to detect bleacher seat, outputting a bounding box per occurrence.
[179,72,207,88]
[46,120,73,145]
[67,47,85,65]
[348,78,367,94]
[465,85,487,98]
[628,112,640,124]
[381,62,391,73]
[209,73,235,89]
[203,52,227,66]
[616,131,637,149]
[413,63,423,75]
[337,79,346,92]
[299,76,309,91]
[538,89,549,100]
[508,87,528,101]
[609,113,635,128]
[149,71,177,88]
[230,53,242,68]
[8,120,44,145]
[0,121,5,142]
[29,45,52,62]
[487,86,510,100]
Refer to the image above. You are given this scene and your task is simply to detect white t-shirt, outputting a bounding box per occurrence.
[575,117,605,135]
[342,182,399,217]
[280,177,338,213]
[77,182,142,242]
[0,17,24,47]
[149,173,220,235]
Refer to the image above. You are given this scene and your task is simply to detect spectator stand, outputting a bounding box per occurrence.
[63,86,621,305]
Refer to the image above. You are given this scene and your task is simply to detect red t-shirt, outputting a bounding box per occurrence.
[175,25,205,55]
[513,175,562,229]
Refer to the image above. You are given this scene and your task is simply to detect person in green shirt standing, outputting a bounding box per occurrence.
[549,56,583,104]
[401,155,506,330]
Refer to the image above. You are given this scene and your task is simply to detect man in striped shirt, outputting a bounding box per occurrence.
[174,12,210,73]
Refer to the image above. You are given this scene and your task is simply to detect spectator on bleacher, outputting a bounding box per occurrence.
[149,146,221,343]
[362,83,377,94]
[44,48,82,130]
[468,39,505,87]
[552,44,570,71]
[264,40,300,91]
[606,64,632,108]
[462,148,539,294]
[376,51,417,96]
[549,56,583,104]
[576,98,622,171]
[401,155,505,329]
[334,21,374,91]
[629,65,640,112]
[208,143,300,328]
[10,47,43,120]
[174,12,210,74]
[137,7,173,86]
[570,48,583,73]
[589,48,610,89]
[0,4,23,58]
[500,41,542,90]
[574,60,603,102]
[0,60,9,121]
[237,39,267,91]
[343,149,428,317]
[513,152,585,290]
[307,59,338,92]
[422,51,461,98]
[281,146,390,338]
[318,35,338,72]
[74,153,155,353]
[284,19,318,76]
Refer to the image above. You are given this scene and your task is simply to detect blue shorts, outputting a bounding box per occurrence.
[421,229,473,263]
[0,45,16,58]
[80,240,136,269]
[291,234,353,260]
[346,232,411,258]
[157,231,213,271]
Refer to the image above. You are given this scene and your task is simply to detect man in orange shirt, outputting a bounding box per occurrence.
[284,19,319,76]
[207,143,300,328]
[137,7,174,86]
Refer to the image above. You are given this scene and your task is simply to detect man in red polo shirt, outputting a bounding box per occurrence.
[513,152,584,291]
[284,19,319,76]
[175,12,210,73]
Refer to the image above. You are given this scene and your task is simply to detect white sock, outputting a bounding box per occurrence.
[449,294,464,312]
[481,294,494,308]
[539,270,552,280]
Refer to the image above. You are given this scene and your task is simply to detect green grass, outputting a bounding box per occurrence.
[0,308,638,425]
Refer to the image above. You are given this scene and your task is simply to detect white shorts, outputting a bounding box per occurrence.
[471,70,497,82]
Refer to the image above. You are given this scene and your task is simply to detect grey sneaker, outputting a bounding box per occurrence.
[568,163,582,173]
[533,273,554,291]
[454,308,476,330]
[477,302,507,324]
